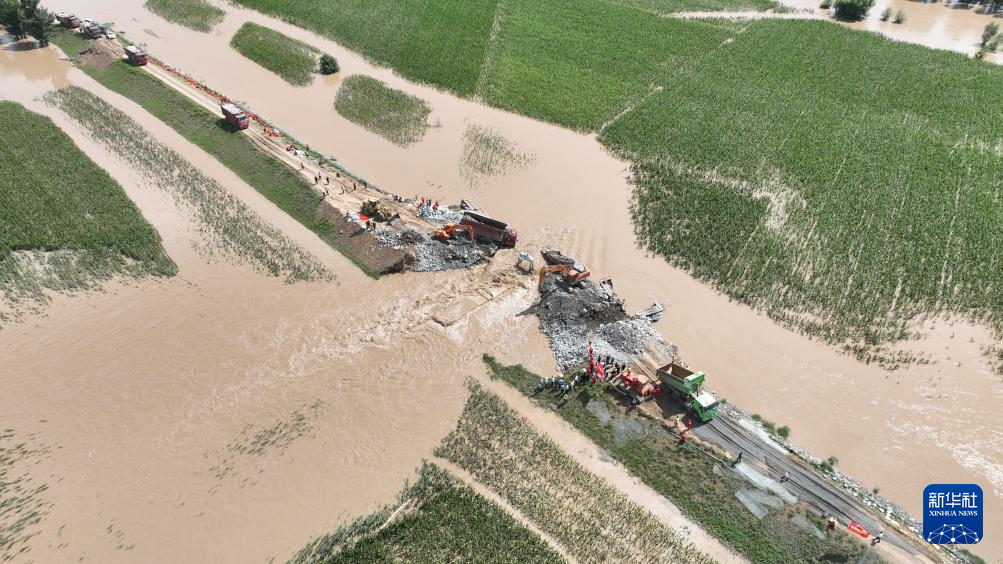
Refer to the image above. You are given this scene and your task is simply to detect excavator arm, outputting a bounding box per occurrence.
[433,223,475,241]
[538,264,591,291]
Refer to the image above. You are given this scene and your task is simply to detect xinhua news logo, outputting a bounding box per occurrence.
[923,484,983,545]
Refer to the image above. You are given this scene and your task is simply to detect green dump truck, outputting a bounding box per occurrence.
[657,363,718,422]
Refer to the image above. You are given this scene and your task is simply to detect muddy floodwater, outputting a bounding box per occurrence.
[4,0,1003,559]
[779,0,1003,62]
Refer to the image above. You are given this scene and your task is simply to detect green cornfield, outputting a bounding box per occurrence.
[334,75,431,146]
[481,0,729,129]
[231,0,729,129]
[601,20,1003,355]
[44,87,329,282]
[291,462,565,563]
[608,0,780,12]
[436,383,715,564]
[230,22,319,87]
[144,0,225,33]
[230,0,500,96]
[0,101,175,318]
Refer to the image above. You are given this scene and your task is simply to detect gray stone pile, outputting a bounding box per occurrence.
[375,226,492,272]
[415,203,464,225]
[535,276,673,369]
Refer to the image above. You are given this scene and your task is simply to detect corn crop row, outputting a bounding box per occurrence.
[0,430,54,562]
[44,87,331,283]
[334,75,431,147]
[436,384,717,564]
[230,23,319,87]
[291,462,564,563]
[0,101,176,320]
[144,0,225,33]
[458,124,534,186]
[600,20,1003,357]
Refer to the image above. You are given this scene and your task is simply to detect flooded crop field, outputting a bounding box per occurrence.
[2,0,1002,561]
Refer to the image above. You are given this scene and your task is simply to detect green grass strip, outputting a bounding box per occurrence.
[482,355,868,563]
[230,22,319,87]
[334,75,431,146]
[144,0,225,33]
[52,50,376,278]
[292,462,564,563]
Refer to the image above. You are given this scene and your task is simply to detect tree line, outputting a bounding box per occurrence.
[1,0,54,47]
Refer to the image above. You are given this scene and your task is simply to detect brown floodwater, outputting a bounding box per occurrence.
[778,0,1003,62]
[0,57,735,562]
[7,0,1003,559]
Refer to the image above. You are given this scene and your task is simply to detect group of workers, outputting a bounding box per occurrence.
[593,354,627,382]
[417,196,441,212]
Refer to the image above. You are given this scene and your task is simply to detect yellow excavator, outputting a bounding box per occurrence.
[361,200,394,221]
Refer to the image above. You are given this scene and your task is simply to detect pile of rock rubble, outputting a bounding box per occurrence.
[375,226,493,272]
[535,275,674,370]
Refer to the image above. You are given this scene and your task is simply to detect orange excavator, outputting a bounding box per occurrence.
[538,264,591,291]
[433,223,474,241]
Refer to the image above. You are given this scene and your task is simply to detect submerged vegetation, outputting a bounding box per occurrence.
[335,75,431,146]
[0,101,175,319]
[458,124,534,186]
[292,462,564,563]
[44,87,329,282]
[144,0,225,33]
[226,2,1003,353]
[230,0,500,96]
[230,22,320,87]
[601,20,1003,353]
[436,382,714,564]
[51,53,377,277]
[482,356,868,562]
[0,429,54,561]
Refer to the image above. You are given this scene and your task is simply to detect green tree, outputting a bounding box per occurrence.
[319,53,339,75]
[833,0,874,20]
[18,0,35,18]
[880,6,891,20]
[27,7,51,46]
[0,0,27,39]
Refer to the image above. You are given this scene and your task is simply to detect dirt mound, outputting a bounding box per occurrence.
[78,41,120,70]
[316,204,412,275]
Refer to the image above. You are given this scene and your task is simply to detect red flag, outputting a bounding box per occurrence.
[847,522,870,539]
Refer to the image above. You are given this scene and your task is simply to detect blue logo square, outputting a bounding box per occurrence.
[923,484,983,545]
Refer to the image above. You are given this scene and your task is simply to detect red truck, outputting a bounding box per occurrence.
[80,22,102,39]
[459,211,517,247]
[220,103,249,130]
[56,13,81,29]
[125,46,148,66]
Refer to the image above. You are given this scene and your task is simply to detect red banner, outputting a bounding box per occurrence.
[847,521,870,539]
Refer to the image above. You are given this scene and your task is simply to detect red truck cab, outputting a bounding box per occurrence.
[56,13,81,29]
[125,46,148,66]
[460,211,517,247]
[80,22,101,39]
[220,103,250,130]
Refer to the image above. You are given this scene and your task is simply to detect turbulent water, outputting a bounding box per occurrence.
[3,0,1003,559]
